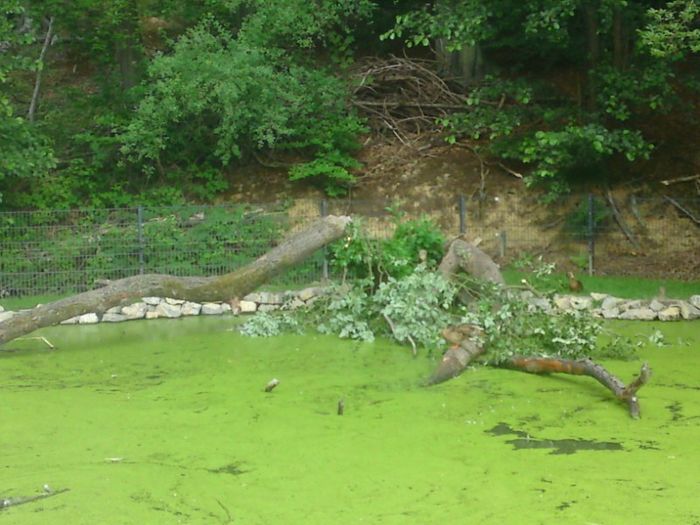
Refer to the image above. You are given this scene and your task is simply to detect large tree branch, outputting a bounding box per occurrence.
[0,215,351,346]
[499,357,652,419]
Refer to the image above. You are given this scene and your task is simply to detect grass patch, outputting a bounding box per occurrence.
[503,269,700,299]
[0,294,72,311]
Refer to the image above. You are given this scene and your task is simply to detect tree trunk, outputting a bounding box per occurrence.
[0,215,351,346]
[582,3,601,112]
[27,16,54,122]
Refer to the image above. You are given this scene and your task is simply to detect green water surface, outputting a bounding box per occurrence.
[1,318,699,524]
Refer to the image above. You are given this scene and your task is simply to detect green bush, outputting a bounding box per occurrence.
[329,215,445,282]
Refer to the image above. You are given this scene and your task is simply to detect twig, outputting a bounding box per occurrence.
[496,162,523,179]
[2,487,69,510]
[660,174,700,186]
[27,16,54,122]
[664,195,700,225]
[16,336,55,349]
[382,313,416,355]
[606,189,641,250]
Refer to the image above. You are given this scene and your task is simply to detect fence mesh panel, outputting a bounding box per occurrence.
[1,195,698,297]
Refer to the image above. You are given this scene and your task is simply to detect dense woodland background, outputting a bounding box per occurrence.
[1,0,699,210]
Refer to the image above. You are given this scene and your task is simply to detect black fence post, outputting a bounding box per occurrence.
[458,195,467,235]
[587,194,595,276]
[137,205,145,275]
[320,199,329,281]
[499,231,507,259]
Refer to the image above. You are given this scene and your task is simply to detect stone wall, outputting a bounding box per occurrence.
[1,289,698,325]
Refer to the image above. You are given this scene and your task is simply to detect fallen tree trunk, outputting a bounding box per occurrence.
[0,215,351,346]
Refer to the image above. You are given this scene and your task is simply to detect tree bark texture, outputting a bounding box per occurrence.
[0,215,351,346]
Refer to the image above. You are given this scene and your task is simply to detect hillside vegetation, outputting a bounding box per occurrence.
[1,0,699,209]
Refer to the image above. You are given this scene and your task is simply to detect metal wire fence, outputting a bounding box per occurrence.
[1,195,699,297]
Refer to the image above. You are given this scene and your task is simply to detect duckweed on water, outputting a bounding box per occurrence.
[1,317,699,524]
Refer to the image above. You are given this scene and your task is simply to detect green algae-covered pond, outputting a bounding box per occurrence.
[2,318,699,524]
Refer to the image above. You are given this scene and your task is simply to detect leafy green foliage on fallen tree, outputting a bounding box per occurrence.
[241,265,638,362]
[328,215,445,282]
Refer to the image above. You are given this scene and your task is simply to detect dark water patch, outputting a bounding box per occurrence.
[207,463,247,476]
[666,401,683,421]
[635,440,661,450]
[487,422,623,455]
[655,382,700,391]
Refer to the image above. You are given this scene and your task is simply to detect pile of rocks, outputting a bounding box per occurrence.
[0,287,327,325]
[1,288,698,326]
[525,292,700,321]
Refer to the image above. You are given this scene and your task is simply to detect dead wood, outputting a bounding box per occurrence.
[606,189,641,250]
[0,216,351,346]
[664,195,700,225]
[499,357,652,419]
[427,325,651,418]
[351,56,474,146]
[660,174,700,186]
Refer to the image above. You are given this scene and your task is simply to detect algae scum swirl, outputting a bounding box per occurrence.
[1,317,699,524]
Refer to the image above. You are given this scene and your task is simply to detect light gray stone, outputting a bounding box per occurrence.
[679,301,700,320]
[102,312,127,323]
[78,313,99,324]
[155,302,181,318]
[618,308,656,321]
[658,306,681,321]
[299,287,322,302]
[690,295,700,309]
[258,304,280,312]
[289,297,306,309]
[221,302,232,313]
[619,300,642,312]
[528,297,551,312]
[590,308,604,318]
[649,299,665,312]
[601,296,622,311]
[60,316,80,325]
[520,290,535,301]
[165,297,186,306]
[145,311,160,320]
[570,296,593,310]
[0,310,15,322]
[590,292,608,301]
[553,295,571,310]
[601,307,620,319]
[0,305,4,313]
[122,302,148,319]
[239,300,257,313]
[106,306,122,314]
[142,296,161,306]
[201,303,224,315]
[181,301,202,316]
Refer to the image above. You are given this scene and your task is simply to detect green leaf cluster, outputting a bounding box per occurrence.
[329,214,445,281]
